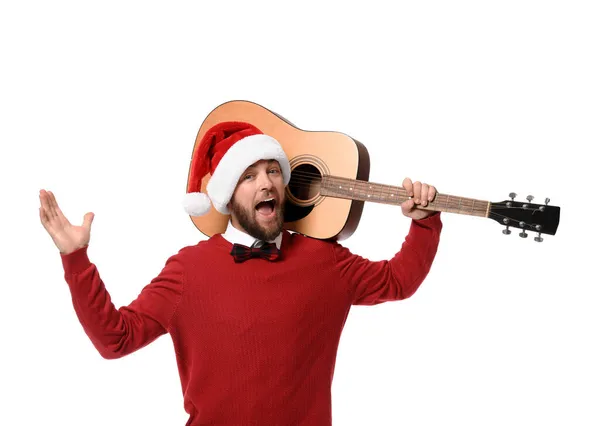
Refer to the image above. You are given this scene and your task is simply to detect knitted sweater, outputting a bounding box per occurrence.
[60,212,442,425]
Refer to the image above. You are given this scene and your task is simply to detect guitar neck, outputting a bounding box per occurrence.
[320,175,490,218]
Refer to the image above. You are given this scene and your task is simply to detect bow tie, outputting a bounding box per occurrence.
[230,242,281,263]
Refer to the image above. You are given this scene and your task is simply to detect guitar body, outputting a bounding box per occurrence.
[187,100,371,240]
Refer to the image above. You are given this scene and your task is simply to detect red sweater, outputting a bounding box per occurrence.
[60,212,442,425]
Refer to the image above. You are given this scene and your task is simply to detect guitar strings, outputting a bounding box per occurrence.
[283,181,546,229]
[289,175,466,203]
[289,173,409,191]
[288,175,482,205]
[287,182,542,218]
[289,172,547,209]
[266,171,551,228]
[287,176,487,209]
[288,188,544,228]
[290,171,444,196]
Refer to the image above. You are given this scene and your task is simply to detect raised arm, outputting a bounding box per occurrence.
[333,178,442,305]
[40,189,184,359]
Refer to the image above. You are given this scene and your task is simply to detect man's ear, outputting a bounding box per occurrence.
[228,188,238,210]
[227,192,236,212]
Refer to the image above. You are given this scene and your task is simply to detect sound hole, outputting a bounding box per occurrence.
[288,164,322,203]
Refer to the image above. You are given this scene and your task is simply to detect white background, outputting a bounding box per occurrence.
[1,1,598,425]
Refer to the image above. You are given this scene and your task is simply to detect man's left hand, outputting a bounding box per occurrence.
[400,177,438,220]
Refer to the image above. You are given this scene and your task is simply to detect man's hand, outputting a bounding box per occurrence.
[39,189,94,254]
[400,178,438,220]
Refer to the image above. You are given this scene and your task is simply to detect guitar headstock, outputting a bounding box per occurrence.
[489,193,560,241]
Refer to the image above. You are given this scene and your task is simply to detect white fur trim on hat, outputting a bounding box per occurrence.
[206,134,291,214]
[182,192,212,217]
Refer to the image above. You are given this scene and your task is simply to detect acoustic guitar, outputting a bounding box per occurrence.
[186,100,560,242]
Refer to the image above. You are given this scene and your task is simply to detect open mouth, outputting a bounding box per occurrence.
[255,198,277,216]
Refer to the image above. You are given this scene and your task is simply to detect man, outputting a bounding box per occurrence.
[39,121,442,425]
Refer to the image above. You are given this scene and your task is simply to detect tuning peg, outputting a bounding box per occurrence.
[523,195,534,209]
[507,192,517,207]
[518,221,527,238]
[533,225,544,242]
[502,218,511,234]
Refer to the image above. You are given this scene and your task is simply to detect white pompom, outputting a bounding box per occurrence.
[182,192,211,216]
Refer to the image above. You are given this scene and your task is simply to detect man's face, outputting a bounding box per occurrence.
[228,159,286,241]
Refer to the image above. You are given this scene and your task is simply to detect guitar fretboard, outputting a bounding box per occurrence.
[320,176,490,218]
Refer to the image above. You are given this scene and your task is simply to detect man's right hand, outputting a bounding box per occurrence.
[39,189,94,255]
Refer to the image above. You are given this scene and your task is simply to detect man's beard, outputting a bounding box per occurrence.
[230,198,285,241]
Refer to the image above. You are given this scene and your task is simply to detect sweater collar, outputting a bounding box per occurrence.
[221,220,283,249]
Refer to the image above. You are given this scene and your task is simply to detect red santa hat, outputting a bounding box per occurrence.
[183,121,291,216]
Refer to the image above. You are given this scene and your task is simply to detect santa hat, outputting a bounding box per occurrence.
[183,121,291,216]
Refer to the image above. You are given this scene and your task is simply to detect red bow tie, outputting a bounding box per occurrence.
[230,242,281,263]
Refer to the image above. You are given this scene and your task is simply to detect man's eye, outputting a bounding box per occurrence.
[269,169,280,174]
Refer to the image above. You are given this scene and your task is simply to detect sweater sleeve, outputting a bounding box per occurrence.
[60,245,185,359]
[333,212,442,305]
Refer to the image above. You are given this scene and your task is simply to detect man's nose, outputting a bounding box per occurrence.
[257,171,274,190]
